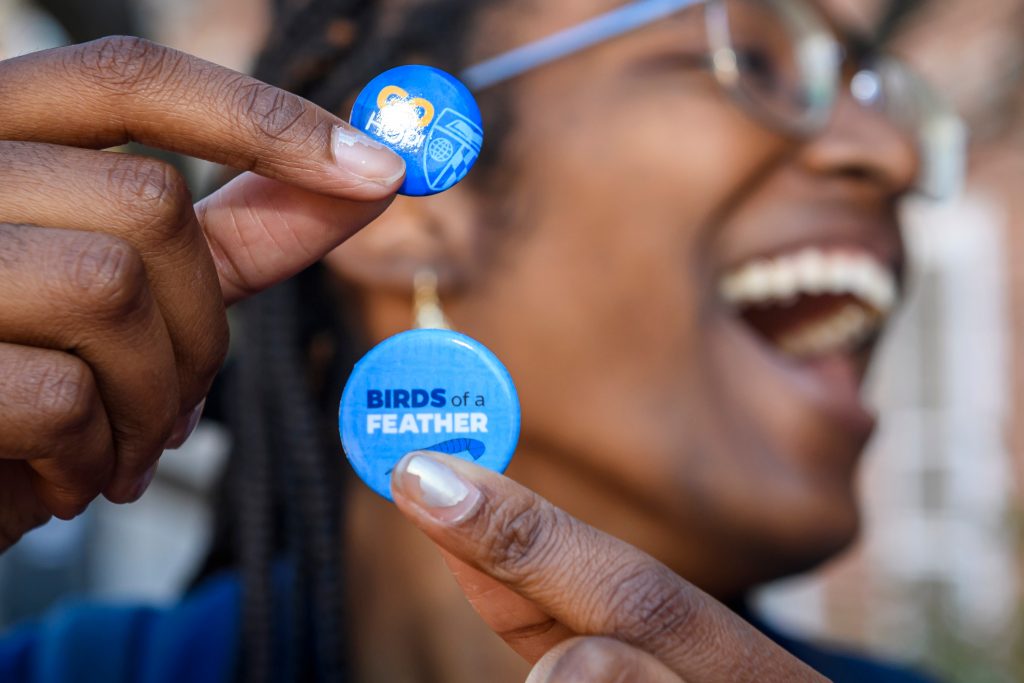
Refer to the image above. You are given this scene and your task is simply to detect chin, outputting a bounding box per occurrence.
[746,473,864,584]
[789,494,861,574]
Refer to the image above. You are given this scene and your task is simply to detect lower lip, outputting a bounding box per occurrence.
[723,313,878,440]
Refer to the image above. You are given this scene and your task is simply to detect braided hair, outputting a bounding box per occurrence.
[198,1,507,681]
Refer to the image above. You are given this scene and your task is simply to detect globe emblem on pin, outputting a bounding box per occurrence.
[429,137,455,163]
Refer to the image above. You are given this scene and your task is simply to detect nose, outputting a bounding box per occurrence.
[796,84,920,197]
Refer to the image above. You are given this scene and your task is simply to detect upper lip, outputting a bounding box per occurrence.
[713,214,905,296]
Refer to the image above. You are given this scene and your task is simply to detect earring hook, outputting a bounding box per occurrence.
[413,269,451,330]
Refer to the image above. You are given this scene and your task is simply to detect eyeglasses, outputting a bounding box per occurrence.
[461,0,966,200]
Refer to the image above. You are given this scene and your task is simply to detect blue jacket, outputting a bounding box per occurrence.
[0,572,940,682]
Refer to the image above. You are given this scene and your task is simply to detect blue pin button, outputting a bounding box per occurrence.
[350,65,484,197]
[339,329,520,501]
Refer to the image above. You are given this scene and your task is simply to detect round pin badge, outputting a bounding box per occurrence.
[339,329,520,501]
[349,65,484,197]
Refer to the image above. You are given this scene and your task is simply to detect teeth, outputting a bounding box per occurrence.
[719,248,897,315]
[777,304,879,358]
[795,250,828,295]
[719,248,897,359]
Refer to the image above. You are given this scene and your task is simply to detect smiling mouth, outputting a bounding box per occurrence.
[718,247,898,360]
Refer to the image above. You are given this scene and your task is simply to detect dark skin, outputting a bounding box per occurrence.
[0,0,918,679]
[0,37,405,534]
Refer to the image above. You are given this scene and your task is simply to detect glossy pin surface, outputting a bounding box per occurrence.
[350,65,484,196]
[339,330,520,501]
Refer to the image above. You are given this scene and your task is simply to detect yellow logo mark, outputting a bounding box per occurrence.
[377,85,435,129]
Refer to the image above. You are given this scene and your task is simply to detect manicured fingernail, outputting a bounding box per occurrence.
[394,452,481,522]
[331,124,406,185]
[130,465,157,502]
[166,399,206,450]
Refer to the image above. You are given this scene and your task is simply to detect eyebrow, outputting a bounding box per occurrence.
[874,0,932,44]
[816,0,933,59]
[461,0,705,91]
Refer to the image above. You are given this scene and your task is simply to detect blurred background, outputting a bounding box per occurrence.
[0,1,1022,681]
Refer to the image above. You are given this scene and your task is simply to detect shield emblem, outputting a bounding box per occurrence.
[423,108,484,193]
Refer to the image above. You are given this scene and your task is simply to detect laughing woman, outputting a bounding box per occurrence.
[0,0,958,681]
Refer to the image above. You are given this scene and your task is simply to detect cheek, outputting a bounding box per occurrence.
[461,82,788,488]
[502,82,789,376]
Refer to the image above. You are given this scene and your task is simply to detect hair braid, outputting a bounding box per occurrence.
[265,278,346,681]
[230,296,277,683]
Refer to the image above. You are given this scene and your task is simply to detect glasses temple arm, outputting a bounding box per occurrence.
[460,0,707,91]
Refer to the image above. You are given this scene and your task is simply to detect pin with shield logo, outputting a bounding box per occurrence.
[423,108,484,194]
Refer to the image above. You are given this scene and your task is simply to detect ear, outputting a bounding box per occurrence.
[323,183,481,293]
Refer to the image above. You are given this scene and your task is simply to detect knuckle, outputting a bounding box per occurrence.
[0,223,30,268]
[122,401,179,467]
[70,36,171,93]
[0,140,59,177]
[28,356,99,437]
[553,638,639,683]
[154,383,183,440]
[232,80,311,144]
[44,483,96,520]
[106,156,192,235]
[606,564,702,647]
[194,313,230,392]
[58,233,148,319]
[481,494,563,578]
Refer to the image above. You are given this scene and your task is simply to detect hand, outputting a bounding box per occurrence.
[0,37,406,551]
[391,452,828,683]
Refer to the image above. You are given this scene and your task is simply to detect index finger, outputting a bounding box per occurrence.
[391,452,825,683]
[0,37,405,199]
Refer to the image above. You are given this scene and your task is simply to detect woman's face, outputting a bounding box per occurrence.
[336,0,918,593]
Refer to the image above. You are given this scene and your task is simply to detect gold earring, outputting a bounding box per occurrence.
[413,268,451,330]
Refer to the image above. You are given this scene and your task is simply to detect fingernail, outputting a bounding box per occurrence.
[394,452,481,523]
[331,124,406,186]
[166,399,206,450]
[130,465,157,502]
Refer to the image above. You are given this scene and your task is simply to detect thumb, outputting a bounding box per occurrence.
[438,549,576,664]
[195,172,395,304]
